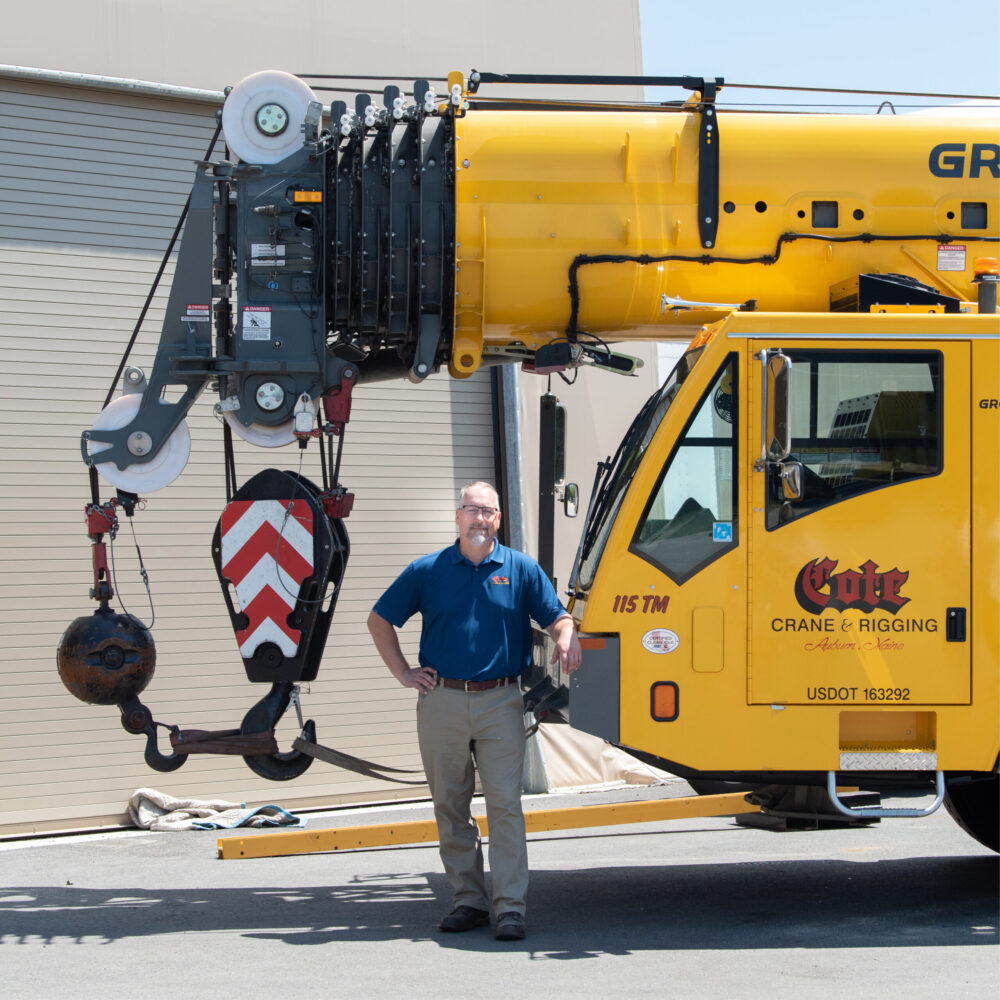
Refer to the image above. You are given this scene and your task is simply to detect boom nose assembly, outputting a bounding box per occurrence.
[58,69,464,783]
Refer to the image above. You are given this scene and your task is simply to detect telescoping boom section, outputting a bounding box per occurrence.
[78,69,999,484]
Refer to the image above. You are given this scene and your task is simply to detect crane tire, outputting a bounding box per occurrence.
[943,774,999,853]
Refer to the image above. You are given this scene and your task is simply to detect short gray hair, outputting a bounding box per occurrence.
[458,481,500,508]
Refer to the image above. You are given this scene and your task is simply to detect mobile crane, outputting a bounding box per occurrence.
[57,69,999,850]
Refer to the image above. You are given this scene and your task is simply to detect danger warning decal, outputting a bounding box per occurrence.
[242,305,271,340]
[937,244,966,272]
[184,304,211,322]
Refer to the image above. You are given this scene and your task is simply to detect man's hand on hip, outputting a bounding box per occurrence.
[400,665,438,693]
[368,610,438,693]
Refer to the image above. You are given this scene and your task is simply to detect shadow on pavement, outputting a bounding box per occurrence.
[1,853,995,955]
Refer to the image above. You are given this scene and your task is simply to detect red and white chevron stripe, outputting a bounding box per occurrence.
[220,499,315,658]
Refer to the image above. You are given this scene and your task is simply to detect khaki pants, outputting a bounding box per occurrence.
[416,682,528,915]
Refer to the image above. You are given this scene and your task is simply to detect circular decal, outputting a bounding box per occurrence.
[642,628,679,654]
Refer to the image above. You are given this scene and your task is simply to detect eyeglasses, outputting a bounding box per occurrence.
[459,504,499,518]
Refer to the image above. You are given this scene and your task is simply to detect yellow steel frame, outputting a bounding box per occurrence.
[449,98,999,376]
[217,791,759,860]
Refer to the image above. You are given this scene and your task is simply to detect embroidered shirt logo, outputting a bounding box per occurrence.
[490,575,510,585]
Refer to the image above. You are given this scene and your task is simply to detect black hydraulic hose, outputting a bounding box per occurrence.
[88,465,101,506]
[565,230,1000,338]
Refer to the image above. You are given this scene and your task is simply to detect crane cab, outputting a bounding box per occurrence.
[546,309,999,847]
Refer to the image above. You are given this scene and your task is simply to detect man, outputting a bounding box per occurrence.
[367,481,581,941]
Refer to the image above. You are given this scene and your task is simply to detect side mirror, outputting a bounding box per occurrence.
[765,352,792,461]
[563,482,579,518]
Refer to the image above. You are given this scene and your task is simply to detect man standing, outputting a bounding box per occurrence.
[367,481,580,941]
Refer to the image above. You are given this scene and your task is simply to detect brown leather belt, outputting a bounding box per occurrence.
[437,675,519,692]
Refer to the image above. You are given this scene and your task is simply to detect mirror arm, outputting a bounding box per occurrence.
[757,349,794,467]
[775,352,793,461]
[754,350,769,470]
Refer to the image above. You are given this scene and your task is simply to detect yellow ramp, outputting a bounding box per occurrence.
[218,792,758,860]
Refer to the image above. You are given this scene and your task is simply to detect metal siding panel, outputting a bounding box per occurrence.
[0,80,496,836]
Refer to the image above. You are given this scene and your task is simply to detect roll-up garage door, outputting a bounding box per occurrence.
[0,76,496,836]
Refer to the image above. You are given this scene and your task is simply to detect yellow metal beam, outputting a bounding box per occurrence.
[217,792,758,860]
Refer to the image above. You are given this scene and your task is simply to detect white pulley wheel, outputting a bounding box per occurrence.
[88,394,191,492]
[223,396,319,448]
[222,70,319,164]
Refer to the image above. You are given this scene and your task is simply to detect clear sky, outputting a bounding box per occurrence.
[639,0,1000,111]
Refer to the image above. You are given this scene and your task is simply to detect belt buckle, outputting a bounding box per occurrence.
[463,679,473,692]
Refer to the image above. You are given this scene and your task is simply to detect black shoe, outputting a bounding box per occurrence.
[494,911,526,940]
[439,905,490,932]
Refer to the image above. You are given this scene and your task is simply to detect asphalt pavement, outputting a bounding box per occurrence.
[2,782,996,999]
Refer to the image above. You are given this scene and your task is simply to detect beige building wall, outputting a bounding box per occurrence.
[516,343,686,595]
[1,1,647,835]
[9,0,641,96]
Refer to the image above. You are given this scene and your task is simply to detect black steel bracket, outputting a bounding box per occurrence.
[522,676,569,737]
[466,71,725,95]
[696,81,720,249]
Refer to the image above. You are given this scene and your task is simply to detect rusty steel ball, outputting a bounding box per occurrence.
[57,609,156,706]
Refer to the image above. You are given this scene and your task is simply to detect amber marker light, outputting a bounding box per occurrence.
[293,190,323,203]
[650,681,679,721]
[973,257,999,276]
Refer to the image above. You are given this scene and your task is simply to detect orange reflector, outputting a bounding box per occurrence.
[294,190,323,203]
[688,326,717,350]
[578,637,606,650]
[650,681,679,721]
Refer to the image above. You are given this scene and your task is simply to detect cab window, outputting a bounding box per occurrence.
[631,356,738,583]
[767,351,941,529]
[575,347,704,590]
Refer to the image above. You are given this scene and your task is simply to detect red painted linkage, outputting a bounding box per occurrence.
[84,500,120,601]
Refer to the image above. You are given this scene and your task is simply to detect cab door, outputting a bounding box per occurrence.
[749,341,971,707]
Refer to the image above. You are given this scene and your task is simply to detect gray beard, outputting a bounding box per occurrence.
[466,528,490,546]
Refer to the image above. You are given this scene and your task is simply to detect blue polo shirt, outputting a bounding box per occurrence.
[373,539,568,681]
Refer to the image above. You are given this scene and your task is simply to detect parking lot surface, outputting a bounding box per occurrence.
[2,784,996,999]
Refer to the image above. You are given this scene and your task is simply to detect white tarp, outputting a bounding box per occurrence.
[526,724,676,793]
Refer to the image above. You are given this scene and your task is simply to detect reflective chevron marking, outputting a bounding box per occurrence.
[220,500,315,658]
[236,589,300,656]
[222,525,312,606]
[221,500,313,562]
